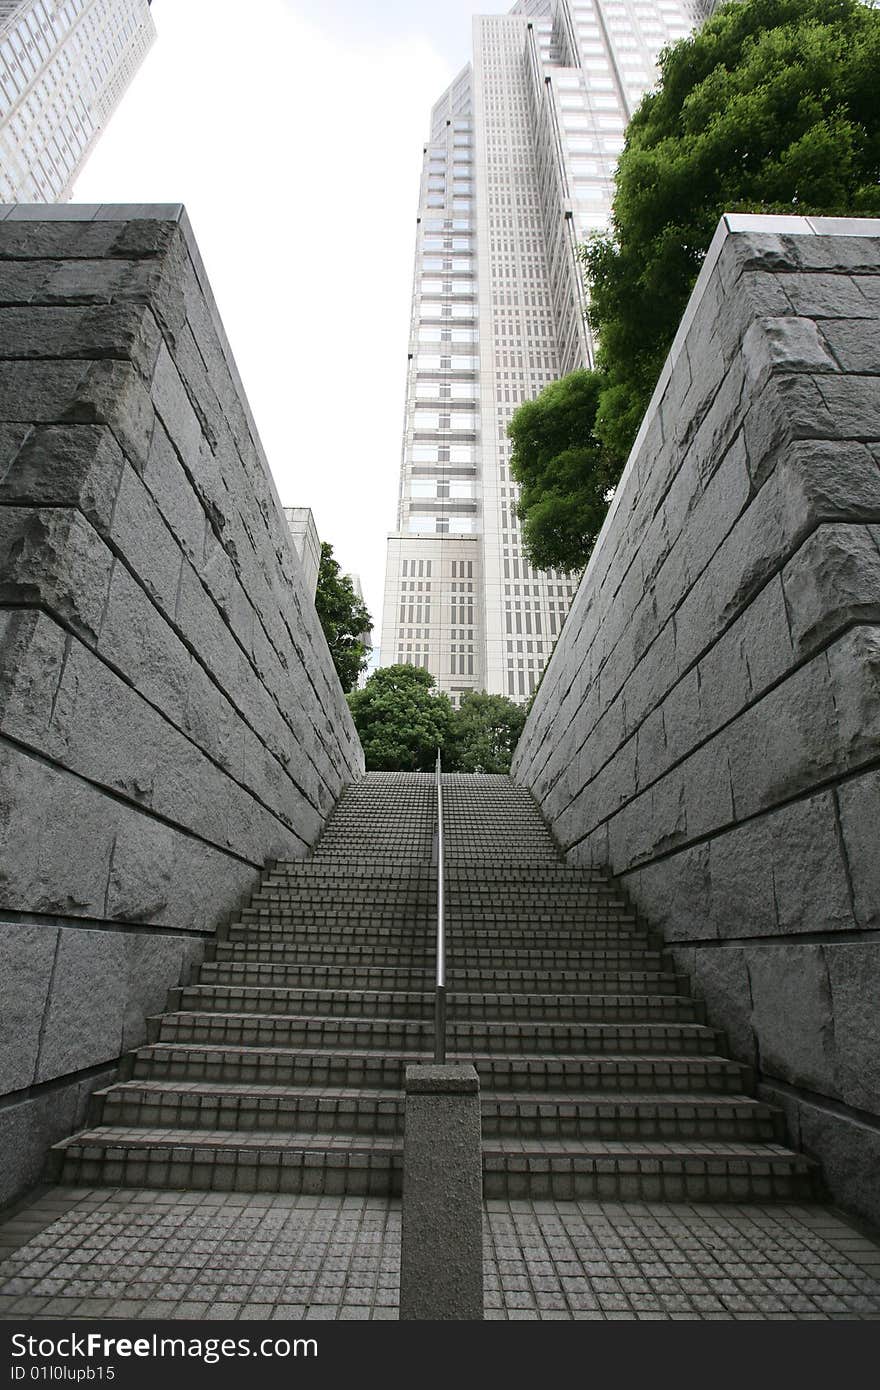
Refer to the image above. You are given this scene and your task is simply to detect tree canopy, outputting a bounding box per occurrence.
[346,664,456,771]
[346,666,530,772]
[507,369,615,574]
[313,542,372,694]
[448,691,528,774]
[583,0,880,463]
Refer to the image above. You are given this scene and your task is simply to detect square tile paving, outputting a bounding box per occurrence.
[0,1188,878,1320]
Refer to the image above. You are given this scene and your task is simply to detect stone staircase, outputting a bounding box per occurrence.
[50,773,820,1202]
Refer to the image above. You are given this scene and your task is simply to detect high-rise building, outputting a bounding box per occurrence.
[381,0,706,704]
[0,0,155,203]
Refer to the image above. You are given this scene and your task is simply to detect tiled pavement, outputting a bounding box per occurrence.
[0,1188,878,1320]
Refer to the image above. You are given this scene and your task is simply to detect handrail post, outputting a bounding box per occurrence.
[434,747,446,1065]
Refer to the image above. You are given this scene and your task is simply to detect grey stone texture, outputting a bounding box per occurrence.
[512,217,880,1227]
[0,207,363,1206]
[400,1063,484,1320]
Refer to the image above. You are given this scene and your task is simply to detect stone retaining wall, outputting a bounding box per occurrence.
[513,215,880,1226]
[0,205,364,1205]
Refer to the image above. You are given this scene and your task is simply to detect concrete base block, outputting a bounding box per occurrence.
[400,1063,484,1321]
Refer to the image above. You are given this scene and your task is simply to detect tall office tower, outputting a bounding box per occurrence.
[381,0,704,704]
[0,0,155,203]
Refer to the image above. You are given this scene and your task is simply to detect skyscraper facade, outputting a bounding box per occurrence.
[0,0,155,203]
[381,0,706,704]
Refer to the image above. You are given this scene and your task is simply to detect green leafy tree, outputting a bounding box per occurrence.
[583,0,880,463]
[347,664,456,771]
[447,691,528,774]
[314,542,372,694]
[507,369,615,573]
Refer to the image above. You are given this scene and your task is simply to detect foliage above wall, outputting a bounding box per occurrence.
[510,0,880,573]
[314,542,372,694]
[584,0,880,464]
[347,666,529,773]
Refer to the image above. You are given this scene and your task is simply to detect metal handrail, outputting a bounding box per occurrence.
[434,747,446,1064]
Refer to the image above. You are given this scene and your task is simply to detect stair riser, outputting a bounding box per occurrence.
[210,945,670,967]
[480,1165,819,1203]
[197,965,690,995]
[226,917,645,939]
[52,1150,401,1197]
[171,989,704,1024]
[155,1017,723,1056]
[96,1094,780,1143]
[130,1050,751,1093]
[52,1148,816,1203]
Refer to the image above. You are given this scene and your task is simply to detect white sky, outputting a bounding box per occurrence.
[73,0,512,639]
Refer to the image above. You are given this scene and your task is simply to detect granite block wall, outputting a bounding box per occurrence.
[513,215,880,1226]
[0,205,364,1205]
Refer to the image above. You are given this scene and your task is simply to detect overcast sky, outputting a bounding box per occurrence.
[73,0,513,639]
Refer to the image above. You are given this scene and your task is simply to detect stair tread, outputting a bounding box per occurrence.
[133,1041,744,1067]
[99,1078,769,1108]
[57,1126,809,1163]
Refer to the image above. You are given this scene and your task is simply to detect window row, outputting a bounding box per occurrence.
[408,517,476,534]
[410,480,475,499]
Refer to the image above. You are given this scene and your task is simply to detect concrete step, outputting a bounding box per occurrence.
[93,1080,781,1143]
[127,1044,751,1093]
[225,921,659,949]
[50,1127,816,1202]
[479,1142,820,1202]
[197,961,690,995]
[210,941,671,968]
[50,1127,401,1197]
[153,1011,724,1057]
[169,984,705,1024]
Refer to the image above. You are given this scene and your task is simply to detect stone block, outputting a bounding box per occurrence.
[109,463,184,614]
[823,626,880,774]
[0,745,116,917]
[795,1095,880,1229]
[680,738,733,840]
[694,624,752,745]
[705,818,777,940]
[824,943,880,1116]
[621,840,711,942]
[742,315,839,392]
[0,424,127,532]
[122,933,205,1052]
[815,374,880,438]
[97,560,190,728]
[141,417,206,568]
[150,341,207,469]
[635,706,667,790]
[728,651,843,820]
[742,374,838,487]
[105,810,262,932]
[0,506,113,643]
[836,772,880,930]
[747,944,835,1095]
[688,945,756,1067]
[659,667,705,767]
[0,216,173,261]
[0,303,162,379]
[0,608,68,746]
[819,316,880,374]
[780,271,878,319]
[0,922,58,1092]
[36,927,127,1082]
[0,1076,101,1208]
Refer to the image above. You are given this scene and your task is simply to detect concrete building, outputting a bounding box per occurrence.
[0,0,155,203]
[381,0,706,704]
